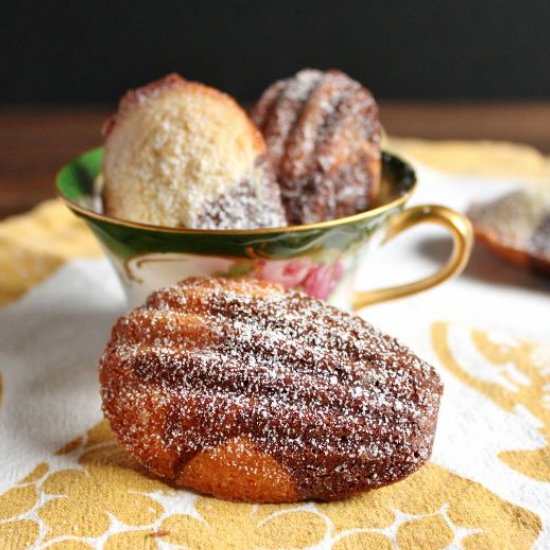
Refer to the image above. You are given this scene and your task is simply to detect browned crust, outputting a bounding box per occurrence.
[102,73,186,138]
[102,73,265,153]
[178,437,298,502]
[474,227,530,267]
[251,69,381,224]
[474,227,550,276]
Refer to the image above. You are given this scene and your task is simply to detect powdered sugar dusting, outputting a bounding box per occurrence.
[102,74,286,230]
[532,214,550,258]
[195,157,287,229]
[100,277,442,500]
[251,69,381,224]
[256,69,322,169]
[469,186,550,261]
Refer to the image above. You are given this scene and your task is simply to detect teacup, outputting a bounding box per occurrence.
[57,148,472,310]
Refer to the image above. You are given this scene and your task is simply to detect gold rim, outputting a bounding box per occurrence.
[351,204,474,309]
[57,154,416,236]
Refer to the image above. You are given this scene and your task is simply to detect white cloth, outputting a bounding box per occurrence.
[1,163,549,549]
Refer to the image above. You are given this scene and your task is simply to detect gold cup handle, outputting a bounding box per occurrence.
[352,204,473,310]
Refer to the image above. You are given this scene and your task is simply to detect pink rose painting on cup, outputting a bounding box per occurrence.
[255,258,345,300]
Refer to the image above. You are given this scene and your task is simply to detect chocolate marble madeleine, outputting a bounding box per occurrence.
[100,277,443,502]
[251,69,381,224]
[468,185,550,276]
[102,73,287,229]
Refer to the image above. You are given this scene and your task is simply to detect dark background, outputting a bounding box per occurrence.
[4,0,550,105]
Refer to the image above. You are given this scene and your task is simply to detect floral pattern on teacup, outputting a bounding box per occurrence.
[119,252,348,306]
[254,258,345,300]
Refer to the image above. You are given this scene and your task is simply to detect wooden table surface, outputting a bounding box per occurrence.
[2,102,550,220]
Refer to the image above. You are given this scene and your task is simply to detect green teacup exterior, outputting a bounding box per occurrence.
[57,149,471,309]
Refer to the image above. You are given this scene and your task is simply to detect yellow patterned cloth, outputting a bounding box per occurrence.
[0,139,549,549]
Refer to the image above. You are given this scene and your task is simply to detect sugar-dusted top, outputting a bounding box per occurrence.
[252,69,381,224]
[100,277,442,499]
